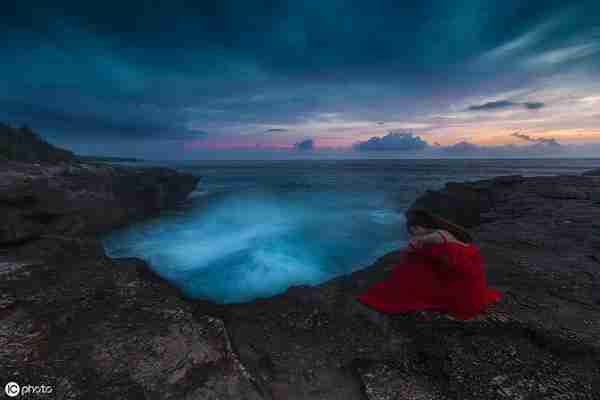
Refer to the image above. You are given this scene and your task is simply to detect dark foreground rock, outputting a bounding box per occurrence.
[1,240,262,399]
[1,161,262,399]
[0,160,198,244]
[583,168,600,177]
[211,173,600,399]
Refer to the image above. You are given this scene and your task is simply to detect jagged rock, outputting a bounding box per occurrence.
[582,168,600,177]
[0,160,199,239]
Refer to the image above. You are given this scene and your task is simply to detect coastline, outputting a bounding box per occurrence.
[2,160,599,398]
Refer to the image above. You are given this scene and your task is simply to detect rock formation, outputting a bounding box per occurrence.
[582,168,600,177]
[0,123,74,162]
[0,161,199,244]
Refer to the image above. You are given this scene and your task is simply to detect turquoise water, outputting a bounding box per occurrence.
[103,158,599,303]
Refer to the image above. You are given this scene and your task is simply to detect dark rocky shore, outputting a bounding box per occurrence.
[2,124,263,399]
[2,154,600,398]
[0,160,265,399]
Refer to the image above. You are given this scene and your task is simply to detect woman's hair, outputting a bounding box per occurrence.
[405,208,473,243]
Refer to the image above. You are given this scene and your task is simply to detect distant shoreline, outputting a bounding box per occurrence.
[109,156,600,163]
[76,155,143,163]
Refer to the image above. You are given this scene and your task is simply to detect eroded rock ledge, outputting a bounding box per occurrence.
[0,160,199,244]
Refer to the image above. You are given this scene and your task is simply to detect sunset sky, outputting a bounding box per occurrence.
[2,1,599,158]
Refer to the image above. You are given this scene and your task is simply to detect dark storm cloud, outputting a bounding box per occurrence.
[5,0,598,78]
[265,128,289,133]
[353,132,429,152]
[1,0,598,157]
[294,138,314,151]
[468,100,516,111]
[523,102,545,110]
[511,132,560,146]
[0,99,203,140]
[468,100,545,111]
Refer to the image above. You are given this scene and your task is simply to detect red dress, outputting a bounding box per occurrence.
[357,239,501,320]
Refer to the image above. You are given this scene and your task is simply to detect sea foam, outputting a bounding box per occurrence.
[104,190,405,303]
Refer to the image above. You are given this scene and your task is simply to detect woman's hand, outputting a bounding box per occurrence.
[408,238,422,251]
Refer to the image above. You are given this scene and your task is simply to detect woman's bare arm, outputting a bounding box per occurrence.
[408,230,446,250]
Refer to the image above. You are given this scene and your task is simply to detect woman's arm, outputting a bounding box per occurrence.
[411,231,478,277]
[408,230,446,250]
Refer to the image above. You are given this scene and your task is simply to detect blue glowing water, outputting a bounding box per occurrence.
[103,158,599,303]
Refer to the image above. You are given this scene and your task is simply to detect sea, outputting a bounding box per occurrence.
[102,158,599,303]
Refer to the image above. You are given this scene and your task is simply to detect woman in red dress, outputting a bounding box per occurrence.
[357,209,501,320]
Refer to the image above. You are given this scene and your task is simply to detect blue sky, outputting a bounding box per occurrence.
[2,1,599,158]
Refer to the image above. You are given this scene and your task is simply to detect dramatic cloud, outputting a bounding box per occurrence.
[350,133,565,157]
[265,128,288,133]
[294,138,314,151]
[511,132,560,146]
[468,100,545,112]
[468,100,516,111]
[523,102,545,110]
[353,132,429,152]
[0,99,200,140]
[0,1,598,158]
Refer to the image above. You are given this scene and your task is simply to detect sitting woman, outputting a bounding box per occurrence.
[357,209,501,320]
